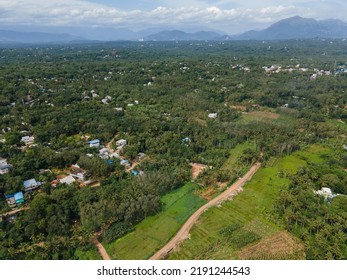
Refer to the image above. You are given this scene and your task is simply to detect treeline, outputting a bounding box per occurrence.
[275,162,347,259]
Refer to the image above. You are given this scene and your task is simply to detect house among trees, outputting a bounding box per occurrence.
[23,178,42,191]
[314,187,333,198]
[116,139,127,146]
[0,158,11,175]
[70,168,89,181]
[120,159,130,167]
[21,135,35,146]
[60,175,76,185]
[89,139,100,148]
[208,113,217,119]
[5,192,24,207]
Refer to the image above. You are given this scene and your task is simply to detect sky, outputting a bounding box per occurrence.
[0,0,347,34]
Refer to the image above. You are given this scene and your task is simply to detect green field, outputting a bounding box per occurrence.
[220,142,256,173]
[168,145,330,260]
[103,182,205,259]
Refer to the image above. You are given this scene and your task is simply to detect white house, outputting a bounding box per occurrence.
[70,168,88,181]
[116,139,127,146]
[208,113,217,119]
[21,136,35,145]
[60,175,76,185]
[314,187,332,198]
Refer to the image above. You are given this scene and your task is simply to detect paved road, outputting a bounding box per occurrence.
[150,162,261,260]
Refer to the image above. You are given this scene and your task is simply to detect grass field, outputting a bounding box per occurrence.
[220,142,256,173]
[168,145,330,260]
[103,182,205,259]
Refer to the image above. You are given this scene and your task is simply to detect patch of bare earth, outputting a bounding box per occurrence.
[238,231,305,260]
[191,163,208,180]
[247,111,280,120]
[199,187,217,200]
[216,181,228,189]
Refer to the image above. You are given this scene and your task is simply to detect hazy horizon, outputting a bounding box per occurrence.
[0,0,347,35]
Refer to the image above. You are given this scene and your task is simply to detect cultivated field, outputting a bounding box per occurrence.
[167,145,329,259]
[103,182,205,259]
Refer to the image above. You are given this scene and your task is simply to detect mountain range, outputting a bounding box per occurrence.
[1,16,347,44]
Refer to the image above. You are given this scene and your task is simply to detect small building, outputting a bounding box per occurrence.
[181,137,191,144]
[60,175,76,185]
[51,179,60,187]
[14,192,25,204]
[99,148,109,155]
[120,159,130,167]
[314,187,332,198]
[131,170,139,176]
[21,136,35,145]
[343,145,347,151]
[23,179,41,191]
[110,152,120,159]
[208,113,217,119]
[137,152,146,160]
[5,192,24,207]
[89,139,100,148]
[70,168,88,181]
[115,107,123,112]
[116,139,127,146]
[0,158,11,175]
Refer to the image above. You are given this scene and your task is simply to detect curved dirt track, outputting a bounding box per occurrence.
[1,207,30,217]
[93,237,111,260]
[150,162,261,260]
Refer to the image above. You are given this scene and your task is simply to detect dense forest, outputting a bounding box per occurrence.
[0,40,346,259]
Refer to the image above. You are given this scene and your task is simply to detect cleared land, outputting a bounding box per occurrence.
[103,182,205,259]
[191,163,208,180]
[246,111,280,120]
[238,231,305,260]
[167,145,329,260]
[150,162,261,260]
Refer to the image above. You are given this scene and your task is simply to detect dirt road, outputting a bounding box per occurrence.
[150,162,261,260]
[1,207,30,217]
[92,236,111,260]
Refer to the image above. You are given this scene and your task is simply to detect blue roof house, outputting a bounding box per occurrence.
[89,139,100,148]
[5,191,24,206]
[23,178,41,191]
[14,192,24,204]
[131,170,139,176]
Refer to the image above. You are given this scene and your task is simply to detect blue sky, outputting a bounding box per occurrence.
[0,0,346,34]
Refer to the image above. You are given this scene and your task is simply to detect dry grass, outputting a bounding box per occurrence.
[247,111,280,120]
[238,231,305,260]
[198,187,217,200]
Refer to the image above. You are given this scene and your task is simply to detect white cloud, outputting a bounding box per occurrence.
[0,0,346,33]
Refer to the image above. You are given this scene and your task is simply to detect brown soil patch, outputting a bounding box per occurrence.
[199,187,217,200]
[238,231,305,260]
[216,181,228,189]
[191,163,208,180]
[247,111,280,120]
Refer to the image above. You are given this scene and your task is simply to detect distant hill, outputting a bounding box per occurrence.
[145,30,222,41]
[231,16,347,40]
[0,30,83,44]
